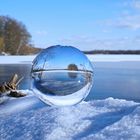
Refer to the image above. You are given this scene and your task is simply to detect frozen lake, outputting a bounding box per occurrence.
[0,61,140,102]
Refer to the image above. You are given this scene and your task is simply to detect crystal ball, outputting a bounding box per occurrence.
[31,45,93,106]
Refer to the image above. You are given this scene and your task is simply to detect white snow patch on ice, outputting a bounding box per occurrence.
[0,55,36,64]
[0,93,140,140]
[87,54,140,62]
[0,55,140,64]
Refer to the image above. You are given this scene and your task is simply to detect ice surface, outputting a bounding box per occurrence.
[0,54,140,64]
[0,92,140,140]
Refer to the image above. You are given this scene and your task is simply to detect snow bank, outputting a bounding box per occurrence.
[0,55,36,64]
[0,55,140,64]
[87,54,140,62]
[0,93,140,140]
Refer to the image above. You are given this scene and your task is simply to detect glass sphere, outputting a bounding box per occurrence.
[31,45,93,106]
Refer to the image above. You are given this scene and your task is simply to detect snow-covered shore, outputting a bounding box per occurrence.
[0,93,140,140]
[0,54,140,64]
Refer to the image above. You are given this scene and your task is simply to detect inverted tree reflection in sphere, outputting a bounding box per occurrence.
[31,45,93,106]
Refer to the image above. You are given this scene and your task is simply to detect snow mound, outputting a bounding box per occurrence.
[0,94,140,140]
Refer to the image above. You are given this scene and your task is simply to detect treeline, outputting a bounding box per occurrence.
[0,16,41,55]
[83,50,140,55]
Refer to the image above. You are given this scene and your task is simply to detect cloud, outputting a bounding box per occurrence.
[60,36,140,50]
[131,0,140,9]
[103,13,140,30]
[35,30,48,36]
[123,0,140,9]
[112,15,140,30]
[104,1,140,30]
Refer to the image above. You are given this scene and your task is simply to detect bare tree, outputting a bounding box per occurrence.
[0,16,31,55]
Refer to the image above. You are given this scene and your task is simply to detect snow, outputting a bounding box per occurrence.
[0,55,35,64]
[87,54,140,62]
[0,54,140,64]
[0,92,140,140]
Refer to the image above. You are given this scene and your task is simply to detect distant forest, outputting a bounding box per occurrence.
[83,50,140,55]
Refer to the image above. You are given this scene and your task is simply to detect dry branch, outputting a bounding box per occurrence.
[0,74,26,97]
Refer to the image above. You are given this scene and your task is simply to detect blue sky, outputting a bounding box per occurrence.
[0,0,140,50]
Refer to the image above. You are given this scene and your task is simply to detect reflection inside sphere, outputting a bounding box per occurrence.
[33,71,92,96]
[31,45,93,106]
